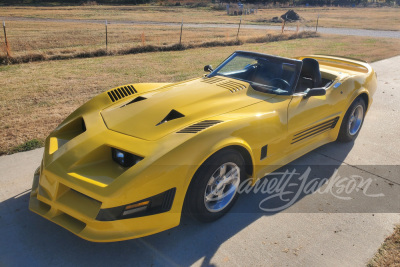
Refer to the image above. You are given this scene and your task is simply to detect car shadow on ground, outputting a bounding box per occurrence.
[0,141,355,267]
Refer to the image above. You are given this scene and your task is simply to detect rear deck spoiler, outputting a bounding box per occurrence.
[296,54,372,74]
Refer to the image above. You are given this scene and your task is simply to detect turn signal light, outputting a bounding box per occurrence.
[122,201,150,216]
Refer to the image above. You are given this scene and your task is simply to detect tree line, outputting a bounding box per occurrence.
[0,0,152,5]
[0,0,396,6]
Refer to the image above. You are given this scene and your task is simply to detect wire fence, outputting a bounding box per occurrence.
[0,17,319,63]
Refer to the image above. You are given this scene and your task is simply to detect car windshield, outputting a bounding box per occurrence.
[208,52,302,95]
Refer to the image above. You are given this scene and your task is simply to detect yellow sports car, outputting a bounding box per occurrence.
[29,51,377,242]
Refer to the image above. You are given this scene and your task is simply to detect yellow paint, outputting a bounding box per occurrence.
[68,173,108,188]
[29,54,377,242]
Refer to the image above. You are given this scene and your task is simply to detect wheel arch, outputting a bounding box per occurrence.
[181,143,255,218]
[349,90,370,112]
[223,145,254,178]
[357,92,369,110]
[182,141,255,193]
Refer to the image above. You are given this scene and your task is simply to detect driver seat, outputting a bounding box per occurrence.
[295,58,322,93]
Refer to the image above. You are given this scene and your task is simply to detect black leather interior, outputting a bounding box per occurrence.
[252,60,283,85]
[295,58,322,93]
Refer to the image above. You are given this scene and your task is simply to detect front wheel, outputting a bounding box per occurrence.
[337,97,366,142]
[184,149,245,222]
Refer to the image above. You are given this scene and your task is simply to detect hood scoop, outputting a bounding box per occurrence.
[156,109,185,126]
[177,120,223,133]
[121,96,146,108]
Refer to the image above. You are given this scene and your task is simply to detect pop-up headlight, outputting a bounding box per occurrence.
[111,148,143,168]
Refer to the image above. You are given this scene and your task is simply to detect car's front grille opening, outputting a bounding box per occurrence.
[57,187,102,219]
[52,213,87,234]
[36,200,51,215]
[38,184,52,201]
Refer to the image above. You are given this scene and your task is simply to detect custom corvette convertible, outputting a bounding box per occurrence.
[30,51,377,242]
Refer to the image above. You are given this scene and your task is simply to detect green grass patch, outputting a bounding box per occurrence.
[10,139,44,154]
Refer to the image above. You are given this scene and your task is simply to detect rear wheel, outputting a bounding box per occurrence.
[337,97,366,142]
[184,149,245,222]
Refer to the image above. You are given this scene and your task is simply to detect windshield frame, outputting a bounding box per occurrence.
[207,51,303,95]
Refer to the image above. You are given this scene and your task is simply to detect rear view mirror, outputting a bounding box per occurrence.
[204,65,213,72]
[304,88,326,98]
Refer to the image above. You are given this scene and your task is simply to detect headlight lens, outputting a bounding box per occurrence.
[111,148,143,168]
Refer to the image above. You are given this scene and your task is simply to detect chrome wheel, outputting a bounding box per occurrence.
[204,162,240,213]
[348,104,364,135]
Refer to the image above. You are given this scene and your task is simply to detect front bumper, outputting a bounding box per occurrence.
[29,168,181,242]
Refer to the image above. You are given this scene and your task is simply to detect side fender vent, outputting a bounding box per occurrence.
[218,81,247,93]
[107,85,137,102]
[177,120,223,134]
[156,109,185,126]
[291,116,339,144]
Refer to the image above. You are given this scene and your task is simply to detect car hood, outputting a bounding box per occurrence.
[101,77,273,140]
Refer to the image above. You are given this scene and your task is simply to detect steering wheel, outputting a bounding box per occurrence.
[270,78,290,90]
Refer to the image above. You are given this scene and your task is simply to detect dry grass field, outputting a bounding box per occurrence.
[1,5,399,61]
[0,20,295,58]
[1,5,400,31]
[0,34,399,154]
[368,225,400,267]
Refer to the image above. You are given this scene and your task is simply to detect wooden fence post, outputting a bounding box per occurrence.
[316,14,319,32]
[141,32,146,46]
[179,19,183,45]
[3,21,10,58]
[105,20,108,52]
[236,17,242,40]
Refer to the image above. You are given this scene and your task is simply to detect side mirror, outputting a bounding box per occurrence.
[204,65,213,72]
[304,88,326,98]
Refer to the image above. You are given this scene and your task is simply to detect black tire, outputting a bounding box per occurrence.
[184,149,245,223]
[337,97,366,142]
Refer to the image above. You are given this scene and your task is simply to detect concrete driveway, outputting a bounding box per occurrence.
[0,56,399,267]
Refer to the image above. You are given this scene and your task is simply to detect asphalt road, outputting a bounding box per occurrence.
[0,56,399,266]
[1,16,400,39]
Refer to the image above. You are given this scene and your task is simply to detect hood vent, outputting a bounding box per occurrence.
[218,81,246,93]
[202,77,225,84]
[107,85,137,102]
[121,96,146,107]
[202,77,246,93]
[156,109,185,126]
[177,120,223,133]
